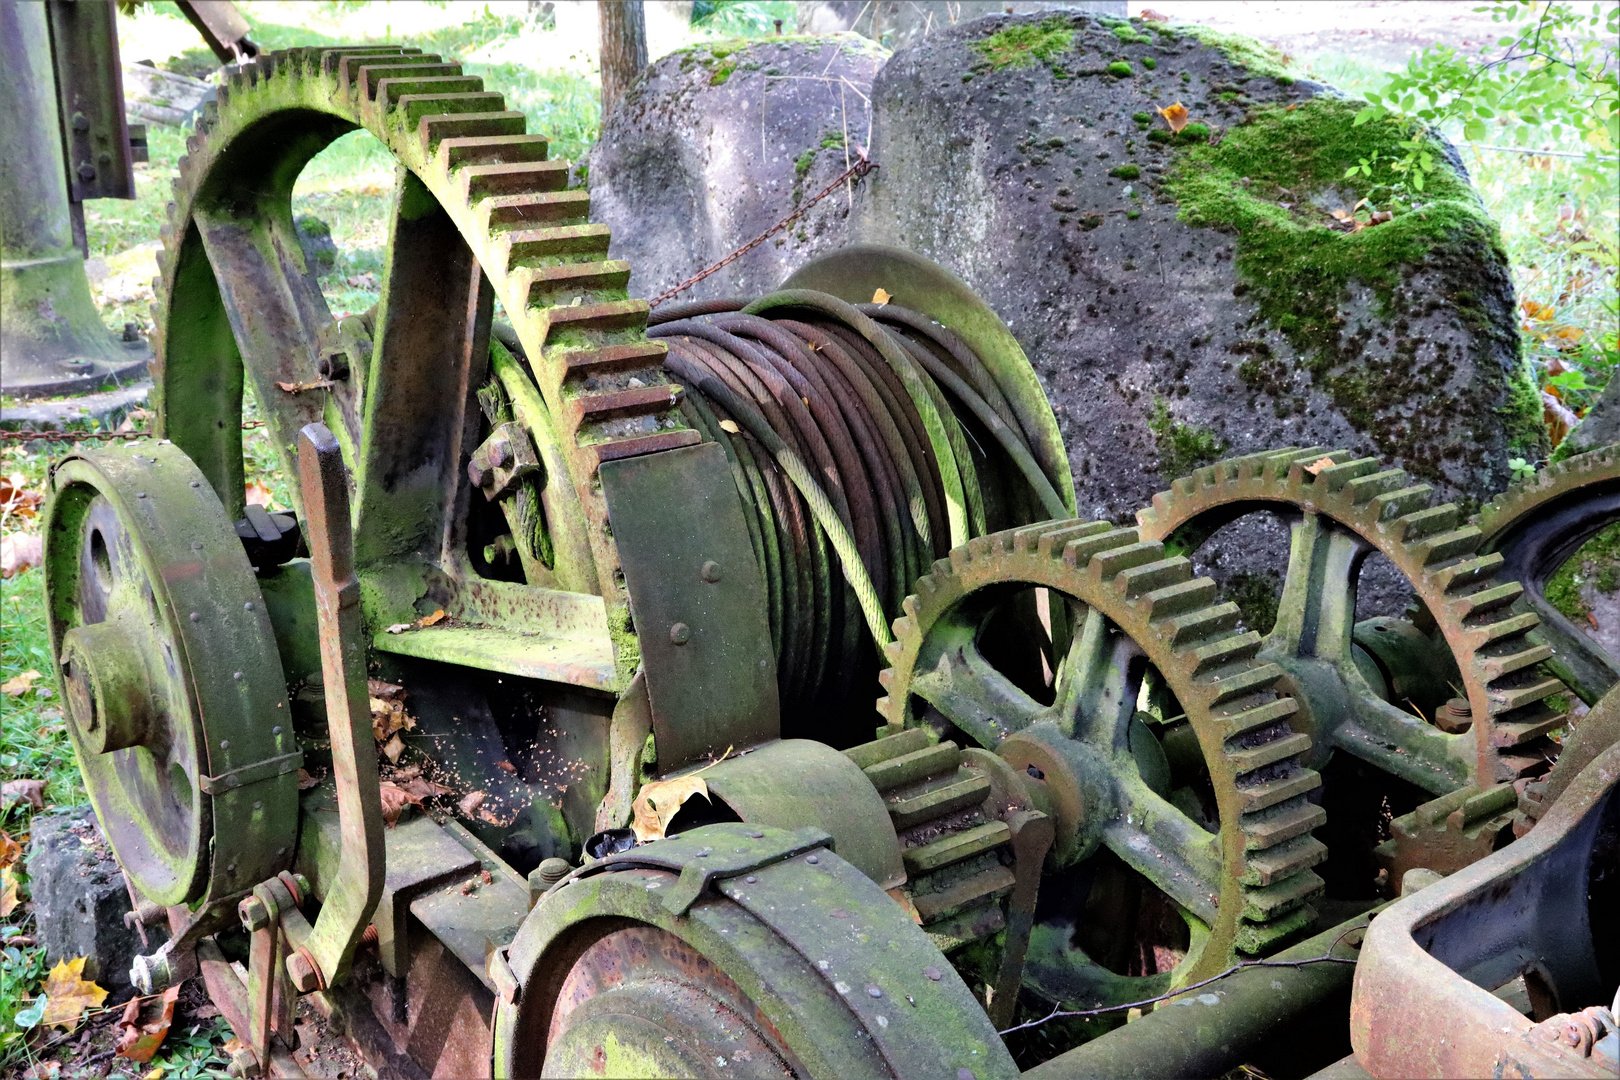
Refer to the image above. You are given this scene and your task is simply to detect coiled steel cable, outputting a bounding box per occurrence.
[649,288,1067,713]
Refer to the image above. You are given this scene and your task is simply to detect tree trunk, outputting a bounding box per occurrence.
[599,1,647,123]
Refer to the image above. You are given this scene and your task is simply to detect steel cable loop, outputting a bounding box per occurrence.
[651,290,1058,719]
[646,297,749,326]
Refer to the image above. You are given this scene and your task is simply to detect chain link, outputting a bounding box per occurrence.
[0,421,266,444]
[649,154,878,308]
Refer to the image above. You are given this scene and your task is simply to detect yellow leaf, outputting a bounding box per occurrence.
[1,670,42,696]
[872,288,891,305]
[0,866,20,917]
[631,773,711,843]
[1157,101,1190,133]
[718,419,741,434]
[419,608,447,627]
[39,956,108,1030]
[0,829,19,870]
[1303,456,1337,476]
[244,481,274,508]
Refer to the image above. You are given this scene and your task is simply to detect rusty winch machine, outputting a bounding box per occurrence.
[41,46,1620,1078]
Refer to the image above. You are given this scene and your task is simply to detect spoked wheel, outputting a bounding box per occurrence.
[1477,444,1620,705]
[43,443,296,908]
[877,520,1323,1014]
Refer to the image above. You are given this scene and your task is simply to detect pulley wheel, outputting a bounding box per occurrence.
[44,442,296,907]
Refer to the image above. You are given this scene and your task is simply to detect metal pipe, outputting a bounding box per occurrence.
[1023,906,1384,1080]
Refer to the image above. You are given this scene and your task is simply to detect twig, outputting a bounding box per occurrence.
[997,951,1358,1035]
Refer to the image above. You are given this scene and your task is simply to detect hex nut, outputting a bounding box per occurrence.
[239,895,271,933]
[285,950,323,993]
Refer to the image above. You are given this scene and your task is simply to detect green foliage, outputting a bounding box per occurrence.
[971,17,1075,71]
[1107,60,1134,78]
[1545,521,1620,621]
[1352,1,1618,199]
[691,1,795,35]
[1149,398,1227,478]
[1,567,80,815]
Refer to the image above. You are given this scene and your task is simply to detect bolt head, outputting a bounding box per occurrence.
[226,1046,260,1077]
[468,459,491,488]
[286,950,322,993]
[669,622,691,646]
[700,560,722,583]
[77,162,96,181]
[239,895,271,933]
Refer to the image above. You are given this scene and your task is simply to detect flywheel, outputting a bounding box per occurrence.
[876,519,1324,1012]
[43,443,298,907]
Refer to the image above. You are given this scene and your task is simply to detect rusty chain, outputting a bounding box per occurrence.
[648,153,878,308]
[1,421,266,443]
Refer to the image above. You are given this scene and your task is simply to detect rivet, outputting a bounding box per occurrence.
[277,847,287,856]
[192,542,203,550]
[244,602,253,611]
[220,739,230,750]
[271,726,281,735]
[189,612,200,622]
[867,985,882,998]
[745,875,757,884]
[747,829,763,839]
[924,966,942,981]
[233,671,242,680]
[253,801,261,810]
[806,854,819,865]
[699,560,722,583]
[695,848,710,858]
[190,481,200,488]
[136,492,147,499]
[669,622,691,645]
[226,863,236,874]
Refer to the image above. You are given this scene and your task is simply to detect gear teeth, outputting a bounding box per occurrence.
[1236,898,1317,953]
[1190,630,1262,676]
[1344,468,1407,505]
[1142,578,1218,621]
[1477,444,1620,547]
[1089,539,1162,582]
[1314,457,1382,492]
[1036,519,1110,557]
[1162,600,1241,648]
[1437,554,1507,597]
[1205,663,1283,707]
[1241,797,1325,849]
[1241,833,1327,886]
[1218,696,1297,739]
[1061,526,1138,568]
[1225,730,1310,774]
[1119,556,1191,597]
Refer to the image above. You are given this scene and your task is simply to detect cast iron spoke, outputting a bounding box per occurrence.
[1266,513,1370,661]
[1101,775,1223,926]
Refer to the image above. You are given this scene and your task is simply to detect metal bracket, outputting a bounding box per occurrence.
[573,823,832,916]
[468,421,540,500]
[201,749,305,795]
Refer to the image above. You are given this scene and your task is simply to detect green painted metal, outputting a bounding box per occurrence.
[43,442,298,907]
[0,0,146,398]
[698,738,906,890]
[599,442,780,772]
[495,823,1018,1079]
[781,244,1077,519]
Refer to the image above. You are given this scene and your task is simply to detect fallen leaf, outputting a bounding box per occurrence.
[871,288,891,305]
[385,622,412,634]
[0,866,20,917]
[39,956,108,1030]
[244,481,273,508]
[391,764,421,781]
[296,768,319,791]
[114,984,179,1062]
[0,532,43,578]
[632,774,711,843]
[377,782,413,826]
[368,679,406,701]
[369,691,415,742]
[0,474,45,520]
[458,790,486,817]
[1,670,41,695]
[0,830,19,870]
[2,778,46,810]
[396,776,450,802]
[382,734,406,763]
[1157,101,1190,133]
[496,760,517,774]
[1544,390,1579,447]
[1588,611,1600,630]
[1139,7,1169,20]
[718,419,741,434]
[418,608,447,627]
[1303,456,1337,476]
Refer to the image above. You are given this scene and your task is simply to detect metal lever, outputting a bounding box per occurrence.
[289,422,385,992]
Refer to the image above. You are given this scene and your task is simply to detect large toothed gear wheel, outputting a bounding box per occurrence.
[1135,447,1573,794]
[151,45,689,641]
[877,519,1324,1007]
[1476,444,1620,705]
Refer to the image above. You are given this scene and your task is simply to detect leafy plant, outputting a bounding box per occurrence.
[1351,1,1618,198]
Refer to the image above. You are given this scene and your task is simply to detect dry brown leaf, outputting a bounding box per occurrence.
[377,782,413,826]
[496,760,517,774]
[1303,456,1337,476]
[631,774,711,843]
[244,481,274,508]
[114,984,179,1063]
[1,532,44,579]
[1157,101,1190,133]
[296,768,320,791]
[1544,390,1580,447]
[368,679,406,701]
[3,778,46,810]
[419,608,447,627]
[458,790,486,817]
[0,866,20,918]
[39,956,108,1030]
[1139,7,1170,20]
[396,776,450,802]
[382,734,406,764]
[369,692,415,742]
[872,288,891,305]
[1,670,41,696]
[718,419,740,434]
[0,830,19,870]
[0,473,45,520]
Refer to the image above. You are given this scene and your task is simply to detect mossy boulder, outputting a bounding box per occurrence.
[590,33,889,302]
[855,11,1541,518]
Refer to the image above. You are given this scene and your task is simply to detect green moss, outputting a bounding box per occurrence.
[821,131,845,150]
[1109,164,1141,180]
[1545,522,1620,622]
[1127,209,1142,220]
[1149,397,1227,478]
[1160,98,1512,477]
[1106,60,1134,78]
[795,149,815,177]
[1142,55,1158,70]
[1499,362,1546,455]
[1163,24,1293,79]
[1226,570,1282,635]
[1149,122,1209,146]
[970,16,1074,71]
[1133,111,1154,126]
[710,58,737,85]
[1108,21,1152,45]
